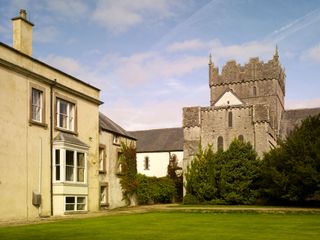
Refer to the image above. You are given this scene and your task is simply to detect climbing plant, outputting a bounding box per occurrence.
[118,142,138,204]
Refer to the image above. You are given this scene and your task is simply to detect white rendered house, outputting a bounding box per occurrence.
[129,128,183,178]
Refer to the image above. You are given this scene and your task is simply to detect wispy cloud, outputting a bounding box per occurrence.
[300,43,320,63]
[111,51,207,86]
[46,0,89,20]
[167,38,274,64]
[91,0,181,34]
[33,26,59,43]
[286,98,320,109]
[167,39,209,52]
[265,8,320,43]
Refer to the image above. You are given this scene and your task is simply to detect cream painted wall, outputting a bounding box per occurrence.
[0,68,51,221]
[137,151,183,177]
[0,44,101,221]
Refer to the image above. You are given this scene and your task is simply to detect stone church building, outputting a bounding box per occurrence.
[183,49,320,169]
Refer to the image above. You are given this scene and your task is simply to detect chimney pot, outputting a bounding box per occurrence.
[20,9,27,19]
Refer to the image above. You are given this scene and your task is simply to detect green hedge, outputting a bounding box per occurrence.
[136,174,176,205]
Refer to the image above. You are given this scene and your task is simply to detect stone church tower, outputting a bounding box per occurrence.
[183,48,286,169]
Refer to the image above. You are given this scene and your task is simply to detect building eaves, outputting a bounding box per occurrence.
[128,128,183,153]
[99,112,136,140]
[0,42,100,92]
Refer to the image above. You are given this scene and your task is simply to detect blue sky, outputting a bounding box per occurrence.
[1,0,320,130]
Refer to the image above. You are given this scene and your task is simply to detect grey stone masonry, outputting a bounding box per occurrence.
[183,49,320,184]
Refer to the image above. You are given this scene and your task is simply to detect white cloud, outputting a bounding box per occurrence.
[92,0,179,34]
[166,38,275,65]
[211,40,274,64]
[111,51,207,86]
[41,54,108,90]
[266,8,320,42]
[101,99,185,130]
[33,26,59,43]
[286,98,320,110]
[46,0,88,19]
[44,55,82,74]
[301,44,320,63]
[167,39,209,52]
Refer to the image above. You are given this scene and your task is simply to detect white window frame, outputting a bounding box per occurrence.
[53,148,87,184]
[56,98,75,131]
[113,135,120,145]
[31,88,43,122]
[65,196,87,212]
[100,185,108,206]
[99,145,106,172]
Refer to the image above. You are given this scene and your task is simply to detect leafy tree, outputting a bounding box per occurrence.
[260,114,320,204]
[185,140,260,204]
[167,154,183,202]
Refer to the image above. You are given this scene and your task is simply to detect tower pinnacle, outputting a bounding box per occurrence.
[209,53,212,65]
[274,45,279,61]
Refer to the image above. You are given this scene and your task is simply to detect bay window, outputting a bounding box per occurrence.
[54,148,87,183]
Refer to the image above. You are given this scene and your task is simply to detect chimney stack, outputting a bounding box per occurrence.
[12,9,34,56]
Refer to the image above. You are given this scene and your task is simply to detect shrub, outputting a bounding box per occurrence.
[185,140,260,204]
[183,194,199,205]
[260,114,320,204]
[136,174,176,205]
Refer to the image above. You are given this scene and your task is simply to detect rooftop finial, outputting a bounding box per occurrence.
[20,9,27,19]
[209,53,213,65]
[274,45,279,59]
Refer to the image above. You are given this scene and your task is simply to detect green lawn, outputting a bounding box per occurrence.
[1,212,320,240]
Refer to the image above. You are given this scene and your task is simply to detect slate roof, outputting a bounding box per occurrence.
[54,132,89,148]
[99,112,136,140]
[128,128,183,152]
[280,107,320,137]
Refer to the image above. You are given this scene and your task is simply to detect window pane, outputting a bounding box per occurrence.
[100,186,107,204]
[77,153,84,167]
[77,168,84,182]
[77,197,86,211]
[66,204,75,211]
[77,204,85,211]
[66,150,74,181]
[59,114,67,128]
[66,151,74,165]
[77,153,85,182]
[66,197,75,211]
[69,104,74,130]
[77,197,85,204]
[59,100,67,114]
[55,149,60,181]
[32,89,42,122]
[99,148,104,170]
[66,167,74,181]
[55,149,60,164]
[66,197,75,203]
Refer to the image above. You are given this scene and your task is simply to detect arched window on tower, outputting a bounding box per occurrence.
[238,135,244,142]
[253,86,257,96]
[217,136,224,151]
[228,112,233,128]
